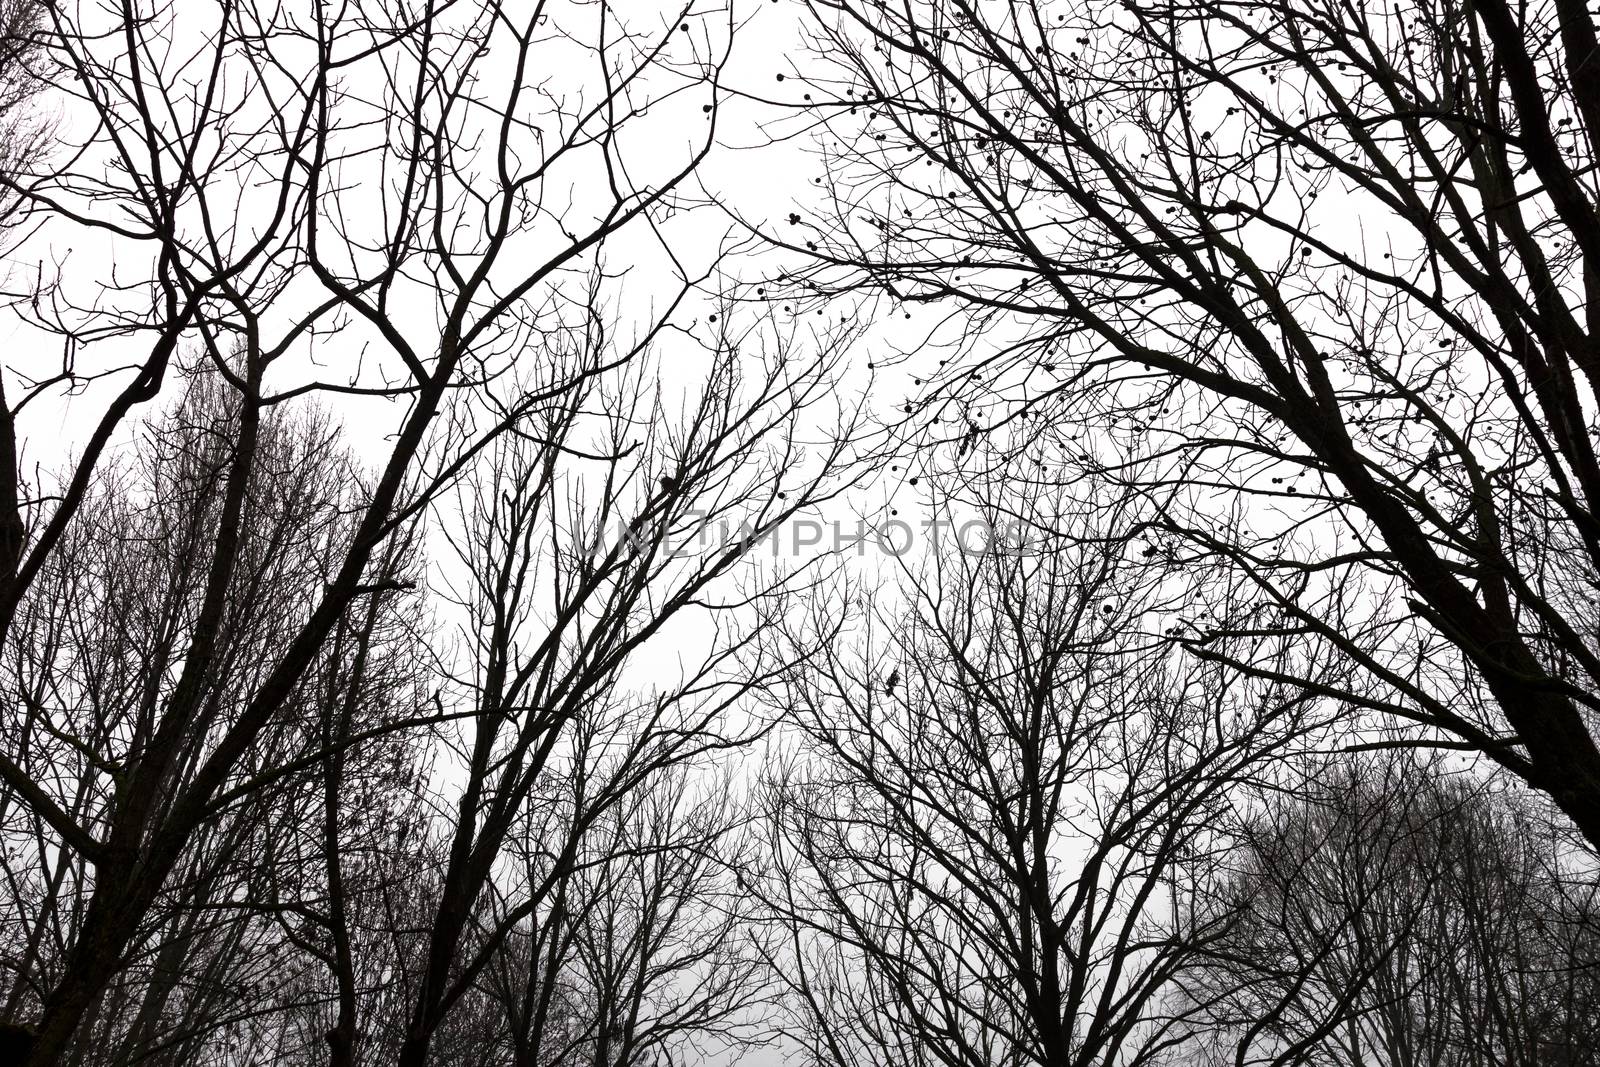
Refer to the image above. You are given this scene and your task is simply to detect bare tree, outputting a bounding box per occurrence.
[1191,753,1600,1066]
[385,313,862,1066]
[0,0,759,1058]
[771,0,1600,846]
[0,0,44,227]
[0,0,49,626]
[756,454,1330,1067]
[0,370,433,1064]
[568,774,771,1067]
[475,767,771,1067]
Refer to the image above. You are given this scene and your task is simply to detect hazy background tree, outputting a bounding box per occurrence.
[536,769,770,1067]
[1190,753,1600,1066]
[0,0,44,231]
[0,369,432,1063]
[0,0,49,625]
